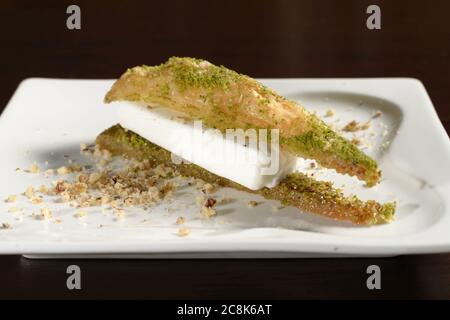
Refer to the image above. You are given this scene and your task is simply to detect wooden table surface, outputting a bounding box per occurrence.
[0,0,449,299]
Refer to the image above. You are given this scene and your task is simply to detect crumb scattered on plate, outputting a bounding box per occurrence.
[325,109,335,117]
[74,210,87,218]
[175,216,185,225]
[247,200,258,208]
[178,227,190,237]
[5,194,17,203]
[40,207,52,219]
[372,110,383,119]
[29,163,40,174]
[0,223,11,229]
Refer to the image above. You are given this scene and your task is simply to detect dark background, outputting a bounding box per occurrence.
[0,0,449,299]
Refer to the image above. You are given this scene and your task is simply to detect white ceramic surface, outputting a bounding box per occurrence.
[0,78,449,258]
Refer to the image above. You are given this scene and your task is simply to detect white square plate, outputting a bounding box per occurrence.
[0,78,449,259]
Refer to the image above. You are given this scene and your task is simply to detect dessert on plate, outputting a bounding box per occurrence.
[97,57,395,225]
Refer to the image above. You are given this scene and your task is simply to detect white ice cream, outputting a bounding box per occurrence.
[117,102,297,190]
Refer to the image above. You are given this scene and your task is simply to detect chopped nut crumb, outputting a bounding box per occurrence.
[178,227,190,237]
[39,184,48,194]
[101,195,110,205]
[5,194,17,203]
[57,166,70,175]
[29,163,40,173]
[160,181,175,197]
[19,147,220,227]
[351,138,362,146]
[342,120,360,132]
[219,197,233,205]
[55,181,66,193]
[372,110,383,119]
[8,207,21,213]
[247,200,258,208]
[360,121,371,130]
[24,186,35,199]
[196,179,205,188]
[153,164,172,177]
[205,198,217,208]
[80,143,88,152]
[201,183,216,194]
[69,164,83,173]
[201,206,217,218]
[40,207,52,219]
[115,208,125,218]
[44,169,55,177]
[76,173,88,183]
[30,196,43,204]
[325,109,335,117]
[196,195,205,206]
[176,216,185,225]
[0,223,11,229]
[343,120,371,132]
[88,172,101,184]
[74,210,87,218]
